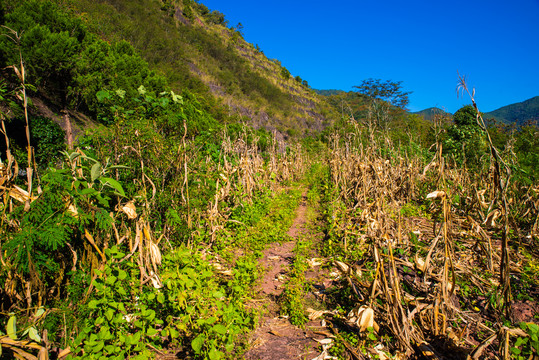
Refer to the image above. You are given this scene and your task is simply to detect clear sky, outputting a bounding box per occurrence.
[200,0,539,113]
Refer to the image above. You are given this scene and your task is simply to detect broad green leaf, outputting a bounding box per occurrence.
[515,337,526,347]
[115,89,126,99]
[88,298,100,308]
[143,309,155,322]
[212,324,227,335]
[133,331,141,343]
[157,292,165,304]
[170,90,182,103]
[118,270,128,280]
[191,334,205,354]
[28,327,41,342]
[91,162,102,183]
[169,327,179,339]
[96,90,111,102]
[146,327,158,336]
[7,316,17,340]
[105,309,114,321]
[105,275,117,285]
[100,177,126,197]
[35,307,45,319]
[117,286,127,296]
[93,340,104,353]
[209,348,223,360]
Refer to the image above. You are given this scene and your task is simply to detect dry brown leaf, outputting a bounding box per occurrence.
[348,305,377,332]
[67,204,78,218]
[57,347,71,359]
[307,258,323,267]
[484,209,500,227]
[414,254,426,272]
[9,185,35,203]
[426,190,445,200]
[149,242,162,266]
[148,271,162,289]
[122,202,137,219]
[306,308,333,320]
[314,338,333,345]
[334,261,349,273]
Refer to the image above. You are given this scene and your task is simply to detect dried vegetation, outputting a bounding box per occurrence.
[319,90,538,359]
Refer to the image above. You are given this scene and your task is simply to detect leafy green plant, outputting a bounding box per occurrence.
[511,322,539,359]
[68,247,159,360]
[280,240,309,326]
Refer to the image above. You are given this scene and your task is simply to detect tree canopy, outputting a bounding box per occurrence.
[354,78,412,109]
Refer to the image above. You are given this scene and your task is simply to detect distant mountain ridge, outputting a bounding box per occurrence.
[484,96,539,125]
[410,96,538,125]
[412,107,452,121]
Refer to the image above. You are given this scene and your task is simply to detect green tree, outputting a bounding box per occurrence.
[353,78,411,130]
[444,105,488,168]
[354,78,412,110]
[453,104,478,127]
[280,67,291,80]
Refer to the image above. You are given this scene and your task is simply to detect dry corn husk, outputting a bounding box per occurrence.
[122,202,137,219]
[67,203,79,218]
[426,190,445,200]
[211,262,233,276]
[347,305,378,332]
[484,209,500,227]
[414,254,426,272]
[149,242,162,266]
[306,308,334,320]
[307,258,323,267]
[335,260,349,273]
[149,271,162,289]
[9,185,36,203]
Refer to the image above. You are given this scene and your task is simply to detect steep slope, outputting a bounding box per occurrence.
[485,95,539,125]
[68,0,338,137]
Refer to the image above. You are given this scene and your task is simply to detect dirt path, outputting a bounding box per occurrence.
[244,192,327,360]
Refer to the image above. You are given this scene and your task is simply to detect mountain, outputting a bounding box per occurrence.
[61,0,338,138]
[412,107,452,121]
[484,96,539,125]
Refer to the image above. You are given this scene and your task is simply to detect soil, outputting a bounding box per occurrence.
[244,192,328,360]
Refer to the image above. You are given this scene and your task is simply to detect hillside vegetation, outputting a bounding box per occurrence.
[485,96,539,125]
[64,0,337,137]
[0,1,538,360]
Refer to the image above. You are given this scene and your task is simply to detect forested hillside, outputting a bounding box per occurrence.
[485,96,539,125]
[0,1,538,360]
[64,0,336,137]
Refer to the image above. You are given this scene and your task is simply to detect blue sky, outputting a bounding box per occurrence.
[200,0,539,113]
